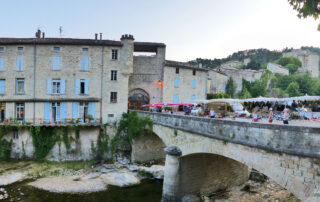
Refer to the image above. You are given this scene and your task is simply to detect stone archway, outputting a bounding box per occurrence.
[128,88,150,110]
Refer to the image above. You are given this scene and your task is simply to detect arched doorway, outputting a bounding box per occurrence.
[128,89,150,110]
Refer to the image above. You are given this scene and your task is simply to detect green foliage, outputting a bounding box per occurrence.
[245,59,261,70]
[242,71,272,97]
[239,87,252,99]
[275,56,301,67]
[111,111,153,153]
[30,126,58,161]
[285,64,299,74]
[0,139,12,160]
[226,77,237,98]
[207,93,230,99]
[96,129,109,160]
[61,127,75,154]
[288,0,320,30]
[286,81,301,97]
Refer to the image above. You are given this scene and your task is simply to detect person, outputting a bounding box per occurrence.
[252,113,258,122]
[283,105,290,124]
[268,108,273,123]
[210,109,215,118]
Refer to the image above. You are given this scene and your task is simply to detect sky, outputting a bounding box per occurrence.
[0,0,319,61]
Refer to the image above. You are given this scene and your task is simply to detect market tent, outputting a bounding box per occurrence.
[142,103,194,107]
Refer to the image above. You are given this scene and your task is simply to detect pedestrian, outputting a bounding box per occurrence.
[283,105,289,124]
[210,109,215,118]
[268,108,273,123]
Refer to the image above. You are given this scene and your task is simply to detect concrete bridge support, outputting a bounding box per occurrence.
[162,146,182,202]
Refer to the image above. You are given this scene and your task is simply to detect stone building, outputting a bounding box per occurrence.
[216,66,264,93]
[267,63,289,75]
[283,49,319,78]
[207,70,229,94]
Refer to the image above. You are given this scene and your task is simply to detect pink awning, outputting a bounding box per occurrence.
[142,103,194,107]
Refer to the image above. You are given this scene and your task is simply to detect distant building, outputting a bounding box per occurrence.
[207,70,229,94]
[283,49,319,78]
[267,63,289,75]
[221,60,243,68]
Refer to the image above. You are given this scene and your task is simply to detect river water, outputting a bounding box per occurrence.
[2,179,163,202]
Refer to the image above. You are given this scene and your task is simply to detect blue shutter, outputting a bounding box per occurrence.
[75,79,80,94]
[60,102,67,122]
[81,56,89,70]
[88,102,95,122]
[85,79,89,95]
[16,56,24,71]
[192,79,196,89]
[0,80,5,94]
[173,94,179,103]
[72,102,79,118]
[61,79,65,94]
[44,102,50,122]
[174,78,180,88]
[0,57,4,71]
[47,79,52,94]
[52,56,61,70]
[191,95,196,101]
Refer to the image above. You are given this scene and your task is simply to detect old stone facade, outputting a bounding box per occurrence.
[207,70,229,94]
[267,63,289,75]
[283,49,319,78]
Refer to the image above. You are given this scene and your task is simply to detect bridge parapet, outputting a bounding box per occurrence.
[136,111,320,158]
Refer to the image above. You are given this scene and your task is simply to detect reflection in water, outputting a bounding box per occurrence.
[2,179,162,202]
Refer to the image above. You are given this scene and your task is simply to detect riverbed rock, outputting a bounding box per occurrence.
[0,172,27,186]
[99,170,140,187]
[125,164,164,179]
[182,194,200,202]
[29,176,107,193]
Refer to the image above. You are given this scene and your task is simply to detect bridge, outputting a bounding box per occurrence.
[135,111,320,202]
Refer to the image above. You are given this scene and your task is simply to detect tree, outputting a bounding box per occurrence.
[275,56,302,67]
[285,64,299,74]
[288,0,320,30]
[245,59,261,70]
[226,77,237,98]
[286,81,301,97]
[239,87,252,99]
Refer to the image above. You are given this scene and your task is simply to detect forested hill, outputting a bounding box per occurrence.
[188,47,319,69]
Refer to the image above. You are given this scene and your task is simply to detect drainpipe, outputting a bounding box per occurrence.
[100,46,104,124]
[33,40,37,123]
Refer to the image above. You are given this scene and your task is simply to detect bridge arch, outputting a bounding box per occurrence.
[128,88,150,110]
[152,124,319,201]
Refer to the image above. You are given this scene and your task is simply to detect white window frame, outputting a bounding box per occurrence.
[52,79,61,94]
[111,70,117,81]
[80,79,86,95]
[15,103,24,121]
[52,102,61,122]
[16,78,25,94]
[79,102,88,123]
[110,92,117,103]
[53,46,61,52]
[112,49,118,60]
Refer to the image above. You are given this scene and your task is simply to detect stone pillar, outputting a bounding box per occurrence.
[162,145,182,202]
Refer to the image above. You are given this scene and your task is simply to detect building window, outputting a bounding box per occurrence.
[15,103,24,121]
[191,95,196,101]
[80,79,86,94]
[52,56,61,70]
[173,94,179,103]
[17,47,24,51]
[53,47,61,51]
[111,70,117,81]
[174,77,180,88]
[176,68,179,74]
[16,56,24,71]
[0,79,5,94]
[193,70,196,76]
[13,130,19,139]
[0,57,4,71]
[81,56,89,70]
[16,78,25,94]
[0,47,4,52]
[82,47,89,52]
[112,49,118,60]
[0,103,5,122]
[192,79,197,89]
[52,79,61,94]
[110,92,117,103]
[108,114,114,117]
[79,102,88,122]
[52,102,61,122]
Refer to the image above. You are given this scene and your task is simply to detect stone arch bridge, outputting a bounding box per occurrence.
[135,111,320,202]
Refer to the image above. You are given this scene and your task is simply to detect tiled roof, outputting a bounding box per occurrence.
[165,60,209,71]
[268,63,288,70]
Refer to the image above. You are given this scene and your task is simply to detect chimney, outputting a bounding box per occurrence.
[100,33,102,40]
[35,29,41,38]
[95,33,98,40]
[42,32,45,38]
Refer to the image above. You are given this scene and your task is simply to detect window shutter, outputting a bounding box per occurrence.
[44,102,50,122]
[191,95,196,101]
[88,102,95,121]
[0,57,4,71]
[16,56,24,71]
[173,94,179,103]
[174,78,180,88]
[75,79,80,94]
[52,56,61,70]
[61,79,66,94]
[47,79,52,94]
[0,80,5,94]
[81,56,89,70]
[85,79,89,95]
[192,79,196,89]
[72,102,79,118]
[60,102,67,122]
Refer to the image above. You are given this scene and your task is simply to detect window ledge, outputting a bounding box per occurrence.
[80,70,90,72]
[16,93,25,95]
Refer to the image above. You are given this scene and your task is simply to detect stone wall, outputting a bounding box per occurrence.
[267,63,289,75]
[207,70,229,94]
